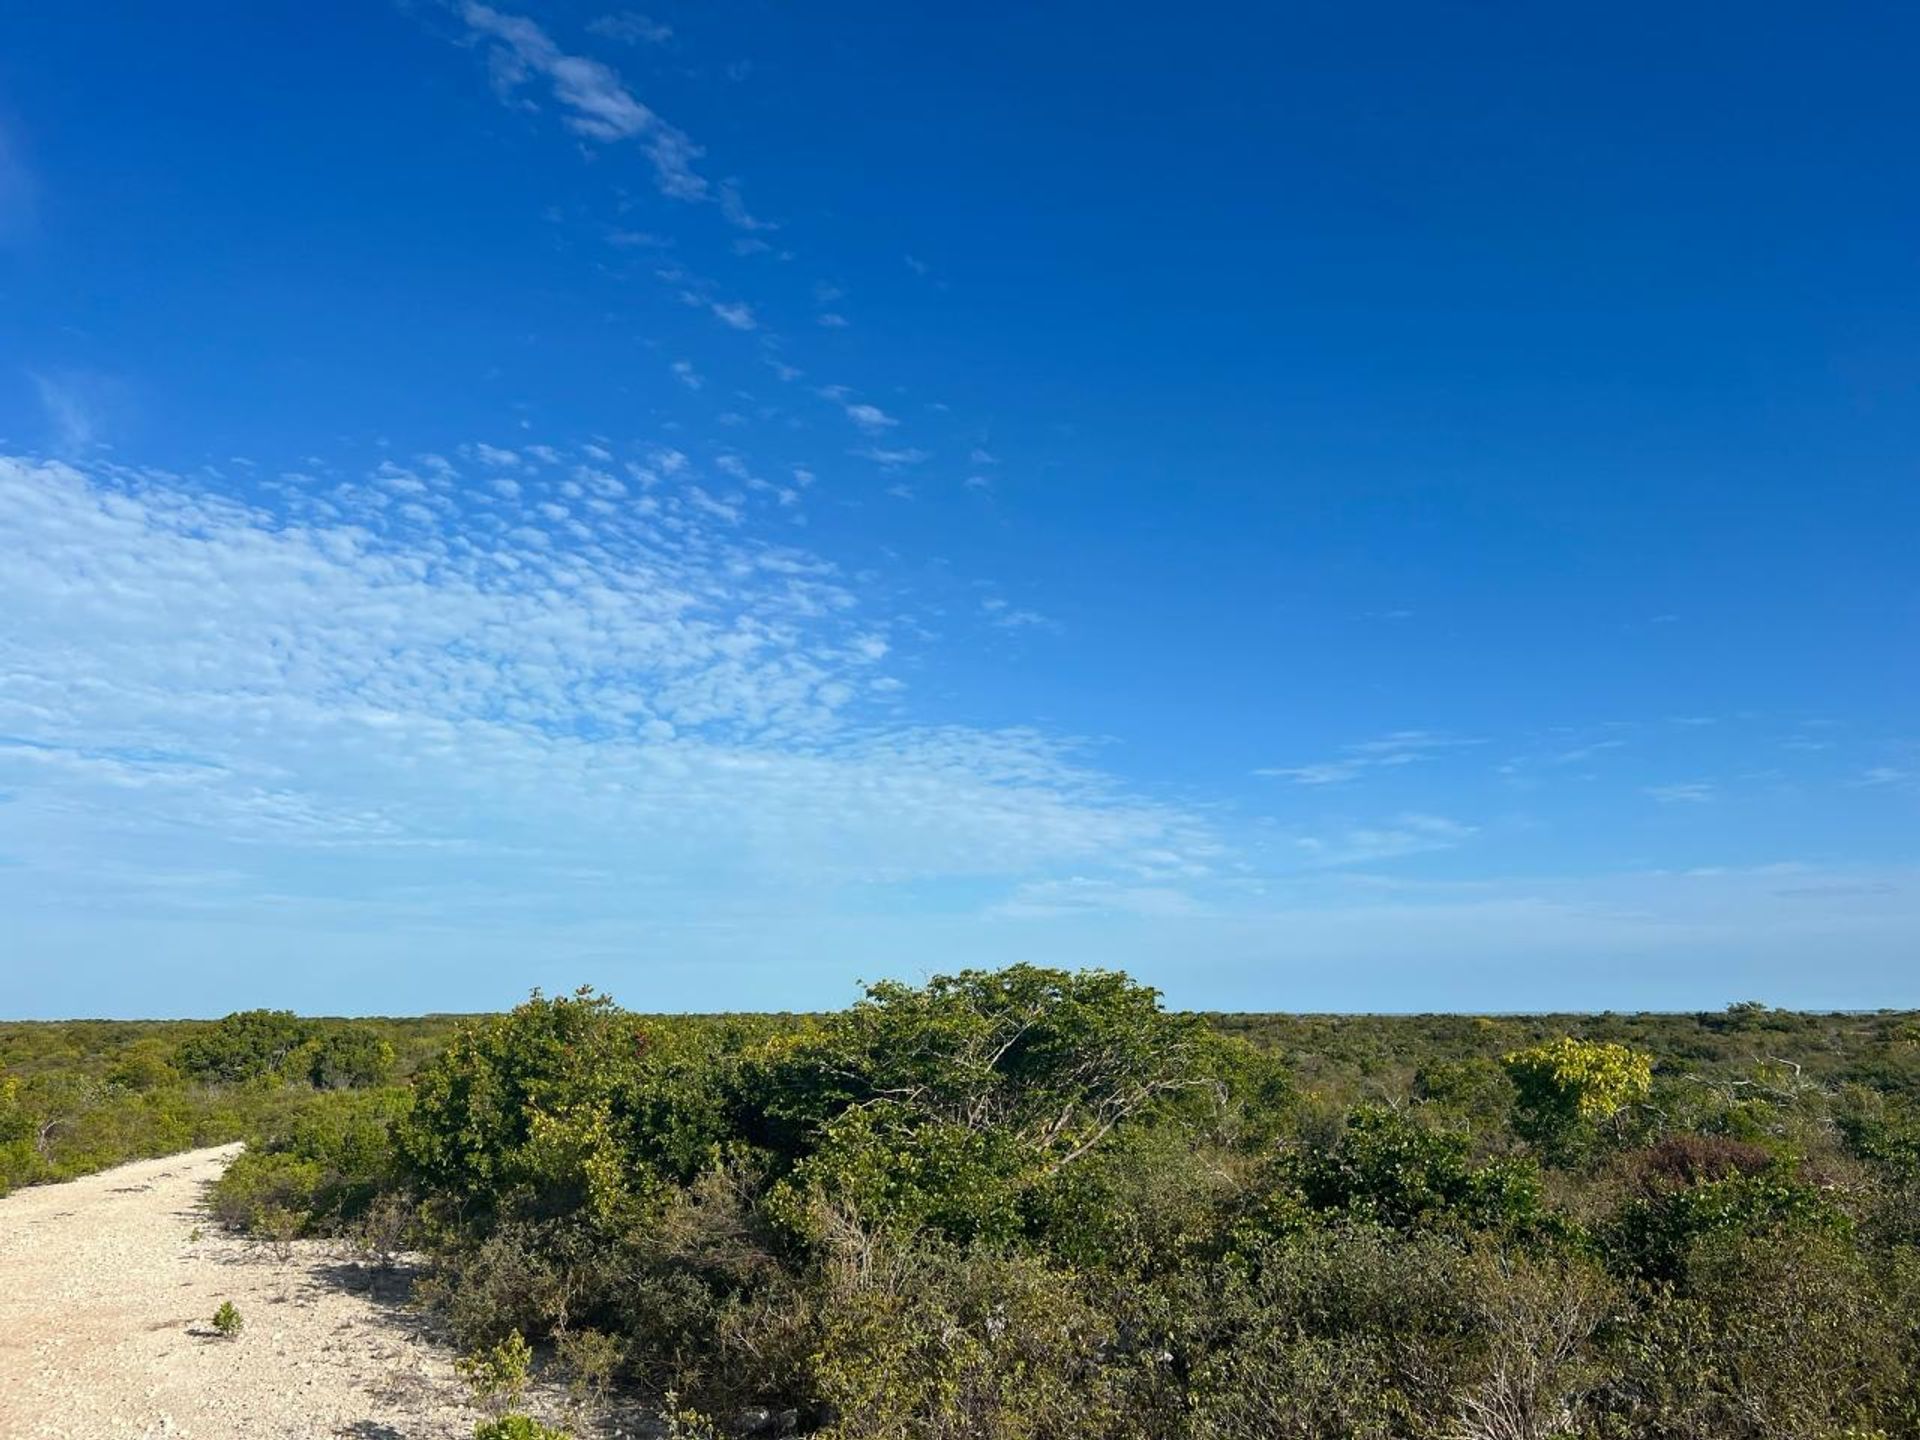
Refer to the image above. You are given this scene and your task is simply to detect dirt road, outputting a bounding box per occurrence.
[0,1146,522,1439]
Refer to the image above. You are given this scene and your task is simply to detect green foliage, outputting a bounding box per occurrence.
[307,1025,395,1089]
[472,1417,571,1440]
[211,1300,244,1338]
[1609,1162,1848,1283]
[1504,1036,1653,1156]
[106,1038,178,1092]
[1412,1055,1515,1132]
[177,1009,314,1084]
[397,988,650,1224]
[1595,1232,1920,1437]
[13,988,1920,1437]
[805,1237,1137,1440]
[458,1329,534,1421]
[757,965,1240,1246]
[555,1325,622,1423]
[1266,1105,1547,1238]
[0,1012,462,1196]
[210,1086,410,1232]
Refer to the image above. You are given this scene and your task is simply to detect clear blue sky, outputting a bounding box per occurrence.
[1,3,1915,1017]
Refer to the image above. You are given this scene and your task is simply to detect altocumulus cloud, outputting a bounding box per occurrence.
[460,3,762,228]
[0,453,1214,926]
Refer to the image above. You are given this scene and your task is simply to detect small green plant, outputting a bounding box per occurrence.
[555,1326,620,1424]
[457,1330,534,1422]
[253,1203,303,1264]
[661,1393,720,1440]
[211,1301,244,1338]
[472,1417,570,1440]
[188,1225,204,1243]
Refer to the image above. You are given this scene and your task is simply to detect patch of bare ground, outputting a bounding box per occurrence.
[0,1146,625,1439]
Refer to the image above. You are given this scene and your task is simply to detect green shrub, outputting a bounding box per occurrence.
[1596,1231,1920,1437]
[1607,1163,1848,1283]
[22,986,1920,1438]
[1248,1106,1548,1240]
[472,1418,570,1440]
[1504,1037,1653,1159]
[211,1086,408,1233]
[211,1301,244,1338]
[457,1329,534,1422]
[177,1010,313,1084]
[397,988,649,1220]
[555,1325,622,1423]
[308,1025,396,1090]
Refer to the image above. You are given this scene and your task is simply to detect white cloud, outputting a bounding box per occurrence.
[1256,729,1479,786]
[854,446,929,468]
[1645,782,1714,804]
[1858,766,1915,791]
[585,11,672,44]
[0,453,1215,924]
[843,402,895,432]
[459,5,764,227]
[710,300,756,331]
[980,597,1051,631]
[28,371,101,453]
[988,877,1206,920]
[1286,813,1475,867]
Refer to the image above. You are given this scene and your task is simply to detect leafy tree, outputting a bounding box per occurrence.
[1412,1056,1515,1134]
[107,1038,178,1092]
[177,1009,313,1084]
[308,1025,396,1089]
[397,988,648,1222]
[760,965,1223,1164]
[0,1072,38,1194]
[1503,1037,1652,1156]
[753,965,1234,1243]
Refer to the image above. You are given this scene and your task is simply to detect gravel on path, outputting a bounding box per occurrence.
[0,1145,576,1439]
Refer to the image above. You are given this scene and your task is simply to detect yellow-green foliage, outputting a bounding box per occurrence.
[472,1417,571,1440]
[1503,1035,1653,1147]
[458,1329,535,1422]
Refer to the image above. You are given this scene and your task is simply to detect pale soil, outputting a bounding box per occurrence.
[0,1145,604,1439]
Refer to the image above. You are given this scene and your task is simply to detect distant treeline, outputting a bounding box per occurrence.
[0,1010,467,1192]
[6,985,1920,1438]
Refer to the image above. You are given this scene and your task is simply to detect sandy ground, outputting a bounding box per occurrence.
[0,1145,596,1439]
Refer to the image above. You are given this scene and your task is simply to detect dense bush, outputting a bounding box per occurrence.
[177,1009,315,1084]
[0,1011,461,1194]
[308,1025,397,1090]
[370,980,1920,1436]
[209,1087,411,1231]
[12,986,1920,1437]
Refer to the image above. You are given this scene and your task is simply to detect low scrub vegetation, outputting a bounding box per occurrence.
[0,1012,461,1195]
[12,976,1920,1437]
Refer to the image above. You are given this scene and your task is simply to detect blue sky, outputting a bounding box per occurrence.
[1,3,1915,1017]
